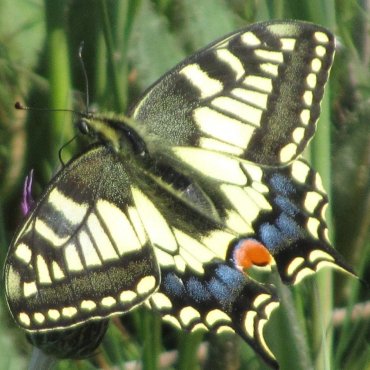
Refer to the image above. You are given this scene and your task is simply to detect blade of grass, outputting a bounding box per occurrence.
[44,0,73,165]
[177,331,204,370]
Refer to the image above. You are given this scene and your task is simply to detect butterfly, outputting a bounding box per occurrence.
[5,20,354,369]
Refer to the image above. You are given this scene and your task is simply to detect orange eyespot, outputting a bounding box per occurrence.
[234,239,272,270]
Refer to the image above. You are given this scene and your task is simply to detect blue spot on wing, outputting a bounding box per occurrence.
[276,214,304,239]
[186,277,212,303]
[260,223,285,250]
[207,277,230,308]
[163,272,185,298]
[275,195,300,217]
[214,264,245,286]
[269,173,296,195]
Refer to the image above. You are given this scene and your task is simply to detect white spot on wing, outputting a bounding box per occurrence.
[150,292,172,310]
[19,313,31,326]
[174,229,215,264]
[287,257,305,277]
[194,106,254,148]
[311,58,322,72]
[306,73,317,88]
[154,248,175,268]
[309,250,334,263]
[52,261,65,280]
[279,143,297,163]
[199,137,243,155]
[241,162,264,182]
[303,91,313,105]
[35,218,69,247]
[37,255,52,284]
[15,243,32,264]
[179,306,201,326]
[292,127,305,143]
[81,300,96,311]
[87,214,119,261]
[304,191,323,213]
[315,45,326,57]
[225,210,251,234]
[119,290,137,303]
[48,188,88,225]
[48,309,60,320]
[216,49,244,79]
[131,187,177,253]
[314,31,329,43]
[280,38,296,50]
[127,207,147,245]
[179,64,223,99]
[62,306,77,318]
[231,88,268,109]
[172,147,247,185]
[211,97,262,127]
[174,255,187,272]
[307,217,320,238]
[221,184,261,224]
[257,319,275,358]
[216,326,234,334]
[34,312,45,324]
[253,294,271,308]
[254,49,284,63]
[241,31,261,46]
[265,301,279,318]
[244,310,256,337]
[23,281,37,297]
[294,267,314,284]
[163,315,181,329]
[97,200,142,254]
[205,309,231,326]
[101,296,116,307]
[300,109,310,125]
[79,231,102,267]
[136,275,156,295]
[291,160,310,183]
[64,243,84,271]
[260,63,279,76]
[243,75,273,93]
[201,230,235,259]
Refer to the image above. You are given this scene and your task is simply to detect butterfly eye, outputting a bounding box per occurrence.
[77,119,90,135]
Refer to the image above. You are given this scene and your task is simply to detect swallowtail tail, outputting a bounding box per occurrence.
[5,20,354,369]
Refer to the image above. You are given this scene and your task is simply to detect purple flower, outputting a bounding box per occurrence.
[21,170,35,216]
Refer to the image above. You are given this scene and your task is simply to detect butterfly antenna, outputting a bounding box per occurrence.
[78,41,90,112]
[14,102,82,116]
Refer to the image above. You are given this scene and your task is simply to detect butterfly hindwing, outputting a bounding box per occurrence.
[148,263,280,369]
[5,145,161,331]
[253,159,355,283]
[131,20,335,166]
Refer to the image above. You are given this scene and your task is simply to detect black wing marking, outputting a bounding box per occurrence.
[131,20,335,166]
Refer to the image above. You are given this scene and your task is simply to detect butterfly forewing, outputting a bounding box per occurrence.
[131,21,335,166]
[6,146,160,331]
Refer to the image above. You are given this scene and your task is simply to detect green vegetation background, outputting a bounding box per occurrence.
[0,0,368,369]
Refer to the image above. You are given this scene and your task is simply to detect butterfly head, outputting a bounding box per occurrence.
[75,112,148,157]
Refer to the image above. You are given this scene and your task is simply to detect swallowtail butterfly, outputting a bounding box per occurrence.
[5,20,354,369]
